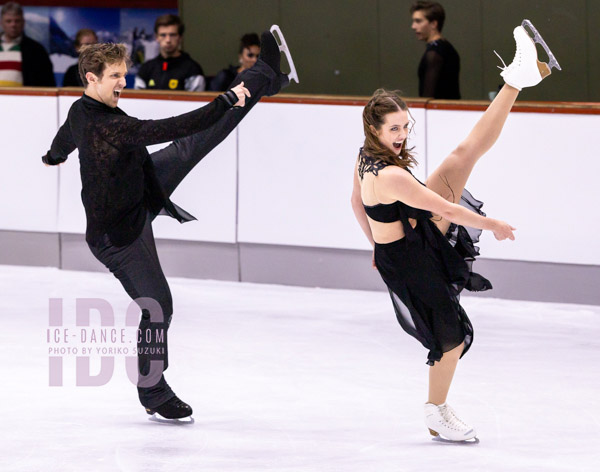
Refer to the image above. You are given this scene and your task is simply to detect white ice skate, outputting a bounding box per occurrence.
[424,402,478,442]
[495,19,561,91]
[270,25,300,84]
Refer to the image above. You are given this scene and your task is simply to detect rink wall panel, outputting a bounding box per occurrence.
[1,89,599,304]
[426,109,600,266]
[0,93,59,233]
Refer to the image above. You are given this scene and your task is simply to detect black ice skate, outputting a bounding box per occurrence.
[260,25,299,89]
[146,396,194,424]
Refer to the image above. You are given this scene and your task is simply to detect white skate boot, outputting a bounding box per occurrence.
[424,402,478,442]
[495,19,561,91]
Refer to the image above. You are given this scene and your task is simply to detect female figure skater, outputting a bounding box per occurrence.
[351,21,560,441]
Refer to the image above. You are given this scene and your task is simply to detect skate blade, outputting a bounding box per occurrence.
[270,25,300,84]
[147,412,195,425]
[432,435,480,445]
[428,428,479,444]
[521,19,561,71]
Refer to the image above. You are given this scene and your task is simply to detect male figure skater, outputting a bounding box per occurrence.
[43,27,297,420]
[410,1,460,99]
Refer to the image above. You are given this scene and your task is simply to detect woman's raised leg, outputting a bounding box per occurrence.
[425,85,520,234]
[426,20,560,235]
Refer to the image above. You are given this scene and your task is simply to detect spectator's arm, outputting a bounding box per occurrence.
[184,74,206,92]
[134,75,147,89]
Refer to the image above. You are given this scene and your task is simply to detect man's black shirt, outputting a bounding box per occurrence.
[418,39,460,99]
[44,93,234,246]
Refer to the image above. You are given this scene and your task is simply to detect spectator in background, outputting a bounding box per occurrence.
[62,28,97,87]
[135,14,205,92]
[209,33,260,91]
[410,1,460,99]
[0,2,55,86]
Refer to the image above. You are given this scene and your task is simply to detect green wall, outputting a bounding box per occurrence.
[180,0,596,101]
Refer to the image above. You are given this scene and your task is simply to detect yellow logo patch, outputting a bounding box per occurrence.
[169,79,179,89]
[148,79,155,87]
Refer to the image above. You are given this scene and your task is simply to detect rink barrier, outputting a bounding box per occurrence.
[1,87,599,304]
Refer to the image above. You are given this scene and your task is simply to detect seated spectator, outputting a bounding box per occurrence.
[0,1,55,86]
[62,28,97,87]
[209,33,260,91]
[135,14,205,91]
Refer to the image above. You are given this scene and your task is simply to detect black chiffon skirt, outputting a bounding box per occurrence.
[374,189,491,365]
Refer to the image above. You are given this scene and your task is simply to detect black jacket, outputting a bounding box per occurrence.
[136,52,204,91]
[43,92,237,247]
[20,35,55,87]
[208,65,238,91]
[62,63,82,87]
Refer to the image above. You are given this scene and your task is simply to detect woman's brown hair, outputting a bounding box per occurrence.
[362,89,417,169]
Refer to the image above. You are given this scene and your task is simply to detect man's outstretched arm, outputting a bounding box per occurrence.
[42,120,76,166]
[113,84,249,150]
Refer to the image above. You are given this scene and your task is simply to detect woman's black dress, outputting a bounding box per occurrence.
[359,150,492,365]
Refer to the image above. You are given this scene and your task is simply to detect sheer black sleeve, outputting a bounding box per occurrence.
[104,93,236,150]
[43,120,76,165]
[421,49,443,98]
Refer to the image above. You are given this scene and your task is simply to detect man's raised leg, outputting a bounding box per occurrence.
[151,28,296,197]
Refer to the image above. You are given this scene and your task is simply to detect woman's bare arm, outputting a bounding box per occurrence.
[351,161,375,247]
[377,167,516,241]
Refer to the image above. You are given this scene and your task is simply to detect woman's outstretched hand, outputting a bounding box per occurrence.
[230,81,251,107]
[491,219,516,241]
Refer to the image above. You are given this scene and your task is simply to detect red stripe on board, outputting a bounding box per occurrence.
[0,61,23,71]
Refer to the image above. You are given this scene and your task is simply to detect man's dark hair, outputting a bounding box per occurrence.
[410,1,446,33]
[154,14,184,35]
[1,1,24,17]
[238,33,260,54]
[78,43,130,86]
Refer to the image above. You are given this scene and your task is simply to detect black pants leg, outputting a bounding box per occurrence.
[89,215,174,409]
[151,59,278,196]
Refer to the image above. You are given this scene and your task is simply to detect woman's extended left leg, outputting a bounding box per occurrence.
[425,85,519,234]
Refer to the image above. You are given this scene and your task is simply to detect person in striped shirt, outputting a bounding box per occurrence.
[0,2,55,87]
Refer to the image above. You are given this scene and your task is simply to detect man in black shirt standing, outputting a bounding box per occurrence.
[135,14,205,91]
[410,1,460,99]
[43,29,297,421]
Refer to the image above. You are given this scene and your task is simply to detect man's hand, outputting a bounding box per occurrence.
[230,81,251,107]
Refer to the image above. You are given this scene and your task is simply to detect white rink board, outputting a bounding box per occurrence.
[1,92,599,267]
[426,110,600,265]
[237,103,426,250]
[0,95,59,232]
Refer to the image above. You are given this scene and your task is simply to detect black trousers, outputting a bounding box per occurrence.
[89,60,278,409]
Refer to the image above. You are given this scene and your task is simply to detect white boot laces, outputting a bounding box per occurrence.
[495,31,524,72]
[494,50,508,71]
[440,404,469,431]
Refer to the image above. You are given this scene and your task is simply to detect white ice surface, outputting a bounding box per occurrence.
[0,265,599,472]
